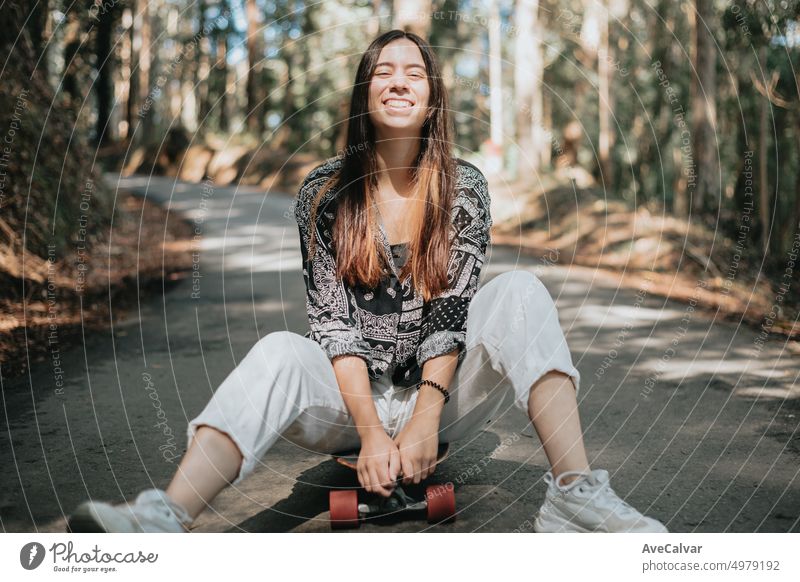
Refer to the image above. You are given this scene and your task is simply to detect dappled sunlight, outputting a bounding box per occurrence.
[496,253,800,411]
[200,234,266,250]
[637,357,790,382]
[562,304,688,329]
[180,206,247,221]
[206,297,303,316]
[255,299,303,315]
[225,223,294,240]
[224,247,302,273]
[735,386,800,400]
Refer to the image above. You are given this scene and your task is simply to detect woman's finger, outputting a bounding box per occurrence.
[361,469,372,493]
[400,456,415,486]
[376,458,393,491]
[412,460,422,484]
[368,466,389,497]
[427,461,437,480]
[389,447,401,483]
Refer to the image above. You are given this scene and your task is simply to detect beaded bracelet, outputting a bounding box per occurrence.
[416,378,450,404]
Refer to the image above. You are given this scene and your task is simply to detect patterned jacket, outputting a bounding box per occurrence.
[293,156,492,388]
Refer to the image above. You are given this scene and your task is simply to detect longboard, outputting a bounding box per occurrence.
[328,443,455,529]
[332,442,450,470]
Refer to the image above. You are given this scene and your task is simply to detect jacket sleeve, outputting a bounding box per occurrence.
[415,169,492,368]
[294,171,373,367]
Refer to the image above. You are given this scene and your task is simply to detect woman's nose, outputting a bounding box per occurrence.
[390,75,410,90]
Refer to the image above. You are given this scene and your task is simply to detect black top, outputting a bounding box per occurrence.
[294,156,492,388]
[390,241,409,268]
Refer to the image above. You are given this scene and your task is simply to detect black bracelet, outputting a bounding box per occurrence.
[416,379,450,404]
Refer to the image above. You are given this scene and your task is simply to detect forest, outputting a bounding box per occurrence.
[1,0,799,372]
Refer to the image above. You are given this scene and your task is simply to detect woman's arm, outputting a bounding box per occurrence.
[393,348,458,485]
[332,355,400,497]
[414,349,458,421]
[332,356,383,433]
[294,169,398,496]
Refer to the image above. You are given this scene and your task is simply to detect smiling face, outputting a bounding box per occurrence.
[367,38,431,136]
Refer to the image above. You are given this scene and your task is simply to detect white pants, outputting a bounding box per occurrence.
[186,270,581,486]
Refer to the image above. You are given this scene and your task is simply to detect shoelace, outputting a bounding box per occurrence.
[571,482,640,517]
[558,473,641,518]
[601,485,639,516]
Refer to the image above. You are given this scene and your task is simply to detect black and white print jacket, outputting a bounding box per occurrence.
[293,156,492,388]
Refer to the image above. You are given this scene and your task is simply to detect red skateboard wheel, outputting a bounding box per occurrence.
[329,489,360,529]
[425,483,456,523]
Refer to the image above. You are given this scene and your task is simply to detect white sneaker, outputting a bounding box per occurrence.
[533,469,668,533]
[67,489,192,533]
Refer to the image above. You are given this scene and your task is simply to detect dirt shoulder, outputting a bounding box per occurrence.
[0,192,195,380]
[488,169,799,343]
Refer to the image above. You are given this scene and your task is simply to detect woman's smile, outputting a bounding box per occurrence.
[383,98,416,113]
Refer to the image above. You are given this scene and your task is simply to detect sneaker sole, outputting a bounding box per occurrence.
[67,512,107,533]
[67,502,128,533]
[534,510,668,533]
[533,510,593,533]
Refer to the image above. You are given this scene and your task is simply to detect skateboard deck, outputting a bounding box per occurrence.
[332,442,450,471]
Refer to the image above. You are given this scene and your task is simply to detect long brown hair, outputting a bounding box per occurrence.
[307,29,455,302]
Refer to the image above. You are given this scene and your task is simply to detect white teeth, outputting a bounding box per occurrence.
[385,99,412,108]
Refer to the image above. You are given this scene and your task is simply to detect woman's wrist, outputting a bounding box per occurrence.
[410,388,445,424]
[357,423,388,439]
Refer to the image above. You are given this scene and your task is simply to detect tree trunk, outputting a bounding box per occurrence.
[641,0,676,209]
[514,0,544,176]
[597,2,614,188]
[758,46,771,254]
[29,0,50,78]
[580,0,612,186]
[794,109,800,243]
[689,0,717,215]
[177,6,199,132]
[368,0,382,37]
[120,6,132,139]
[94,4,117,145]
[123,3,138,139]
[217,31,229,132]
[137,0,154,138]
[196,1,211,127]
[62,9,85,105]
[246,0,261,134]
[542,90,552,167]
[487,0,503,174]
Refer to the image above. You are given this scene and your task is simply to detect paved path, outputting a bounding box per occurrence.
[1,173,797,533]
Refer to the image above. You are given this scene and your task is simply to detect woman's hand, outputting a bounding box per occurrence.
[357,429,401,497]
[393,416,441,485]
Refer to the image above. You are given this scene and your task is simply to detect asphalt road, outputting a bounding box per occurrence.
[1,173,798,533]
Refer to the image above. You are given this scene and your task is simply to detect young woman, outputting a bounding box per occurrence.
[68,30,667,533]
